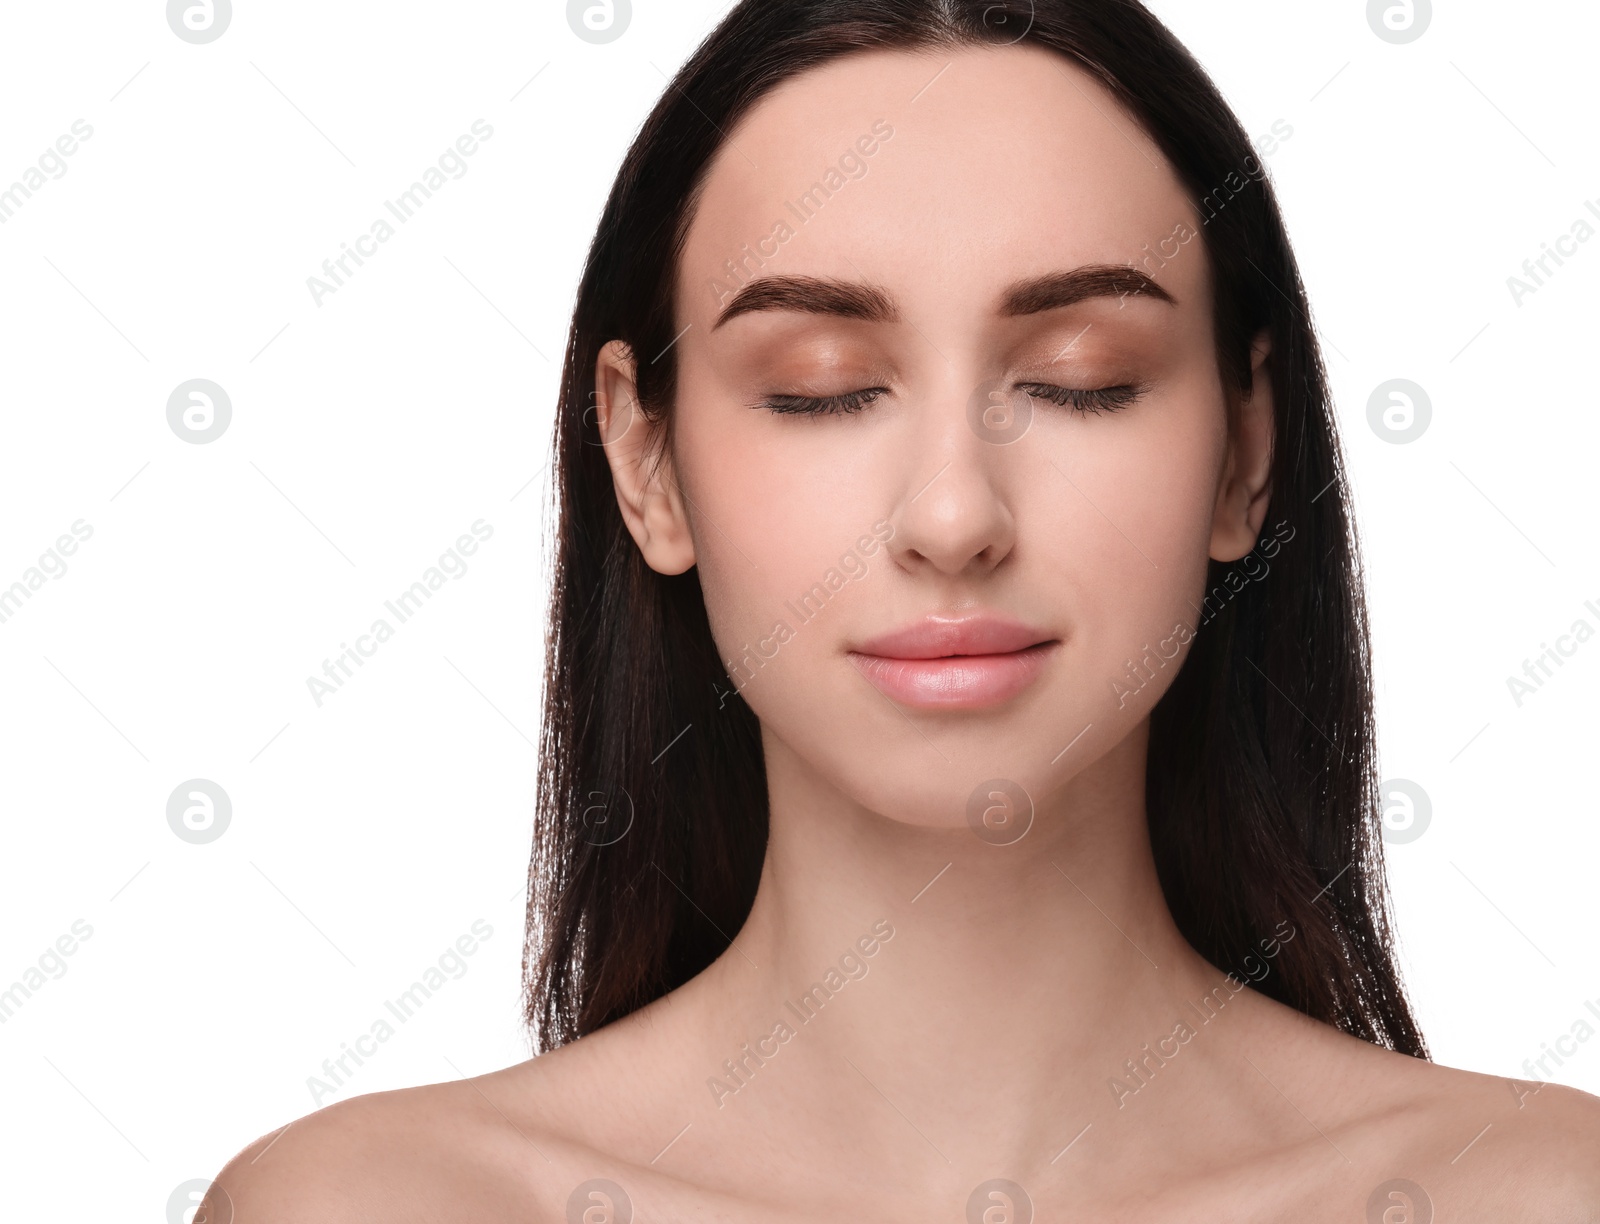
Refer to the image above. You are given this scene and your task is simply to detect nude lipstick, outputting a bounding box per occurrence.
[847,614,1059,710]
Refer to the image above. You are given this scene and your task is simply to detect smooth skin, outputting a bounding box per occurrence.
[211,44,1600,1223]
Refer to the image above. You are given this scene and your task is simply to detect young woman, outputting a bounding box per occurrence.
[213,2,1600,1219]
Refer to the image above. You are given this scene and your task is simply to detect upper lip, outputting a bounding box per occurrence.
[851,614,1056,659]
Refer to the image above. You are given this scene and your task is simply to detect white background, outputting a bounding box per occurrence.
[0,1,1595,1217]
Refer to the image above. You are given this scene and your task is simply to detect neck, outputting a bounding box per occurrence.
[680,718,1244,1175]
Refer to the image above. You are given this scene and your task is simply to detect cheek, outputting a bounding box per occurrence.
[1032,376,1227,676]
[672,391,881,681]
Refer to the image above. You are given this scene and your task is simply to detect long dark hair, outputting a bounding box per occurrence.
[524,0,1429,1061]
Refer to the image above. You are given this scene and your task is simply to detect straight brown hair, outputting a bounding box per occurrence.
[523,0,1429,1062]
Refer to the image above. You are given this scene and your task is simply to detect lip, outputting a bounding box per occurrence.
[848,614,1059,710]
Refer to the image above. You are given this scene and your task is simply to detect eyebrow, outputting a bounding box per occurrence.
[1003,265,1178,315]
[710,263,1176,331]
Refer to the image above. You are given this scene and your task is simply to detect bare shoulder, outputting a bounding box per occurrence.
[1332,1036,1600,1219]
[1230,991,1600,1220]
[1433,1072,1600,1219]
[207,1065,594,1223]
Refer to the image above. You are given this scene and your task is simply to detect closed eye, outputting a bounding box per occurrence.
[753,387,889,416]
[1017,382,1146,414]
[751,381,1145,417]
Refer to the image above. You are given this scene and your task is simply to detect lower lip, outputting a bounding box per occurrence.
[847,642,1059,710]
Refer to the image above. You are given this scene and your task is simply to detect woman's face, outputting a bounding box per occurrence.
[599,43,1273,830]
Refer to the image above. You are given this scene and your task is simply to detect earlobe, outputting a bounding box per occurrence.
[594,339,697,575]
[1208,330,1276,563]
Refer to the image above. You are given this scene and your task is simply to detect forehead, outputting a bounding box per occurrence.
[677,43,1204,331]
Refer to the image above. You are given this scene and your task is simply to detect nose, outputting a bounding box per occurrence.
[886,395,1018,578]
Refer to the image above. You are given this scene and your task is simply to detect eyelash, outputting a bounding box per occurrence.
[1014,382,1145,415]
[752,383,1145,417]
[757,387,889,416]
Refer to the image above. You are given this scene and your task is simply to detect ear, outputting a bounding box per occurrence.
[594,339,697,575]
[1209,329,1275,563]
